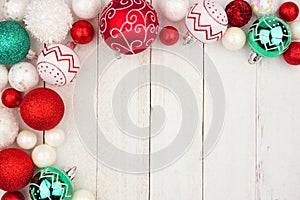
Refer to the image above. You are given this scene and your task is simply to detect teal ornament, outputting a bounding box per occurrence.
[247,16,291,64]
[29,167,74,200]
[0,21,30,65]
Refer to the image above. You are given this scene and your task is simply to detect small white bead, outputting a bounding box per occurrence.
[32,144,56,168]
[45,128,65,147]
[290,21,300,40]
[222,27,246,51]
[72,189,95,200]
[16,130,37,150]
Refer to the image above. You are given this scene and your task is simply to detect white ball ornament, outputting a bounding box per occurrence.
[159,0,189,22]
[8,62,39,92]
[3,0,30,21]
[0,65,8,92]
[32,144,57,168]
[222,27,246,51]
[72,189,96,200]
[0,107,19,149]
[37,44,81,86]
[72,0,102,19]
[290,21,300,40]
[45,128,65,147]
[16,130,37,150]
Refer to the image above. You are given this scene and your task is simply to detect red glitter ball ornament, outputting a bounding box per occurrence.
[159,26,179,46]
[70,20,95,44]
[279,2,299,22]
[20,88,64,131]
[0,148,34,192]
[283,42,300,65]
[99,0,159,55]
[1,88,22,108]
[1,191,25,200]
[225,0,252,27]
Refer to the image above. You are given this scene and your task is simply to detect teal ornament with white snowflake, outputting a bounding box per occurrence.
[247,16,291,64]
[29,167,74,200]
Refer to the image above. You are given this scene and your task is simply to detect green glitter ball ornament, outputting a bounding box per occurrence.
[29,167,74,200]
[0,21,30,65]
[248,16,291,64]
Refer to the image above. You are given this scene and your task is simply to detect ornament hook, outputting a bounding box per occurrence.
[248,51,263,64]
[183,32,196,45]
[64,166,77,180]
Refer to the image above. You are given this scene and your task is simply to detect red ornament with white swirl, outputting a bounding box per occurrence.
[99,0,159,55]
[37,44,80,86]
[185,0,228,43]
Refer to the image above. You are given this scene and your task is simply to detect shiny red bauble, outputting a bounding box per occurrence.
[283,42,300,65]
[99,0,159,55]
[1,88,22,108]
[20,88,64,131]
[279,2,299,22]
[1,191,25,200]
[0,148,34,192]
[159,26,179,46]
[225,0,252,27]
[70,20,95,44]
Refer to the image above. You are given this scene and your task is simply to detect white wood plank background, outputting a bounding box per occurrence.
[1,0,300,200]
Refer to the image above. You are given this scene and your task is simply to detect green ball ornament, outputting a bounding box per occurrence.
[248,16,291,64]
[29,167,74,200]
[0,21,30,65]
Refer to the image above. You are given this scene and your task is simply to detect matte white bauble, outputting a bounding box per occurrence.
[32,144,57,168]
[72,0,101,19]
[222,27,246,51]
[16,130,37,150]
[45,128,65,147]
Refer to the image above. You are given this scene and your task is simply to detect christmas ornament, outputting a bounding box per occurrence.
[3,0,30,21]
[0,107,19,149]
[0,148,34,192]
[32,144,57,168]
[8,62,39,92]
[279,2,299,22]
[72,0,102,20]
[159,26,180,46]
[283,42,300,65]
[37,44,80,86]
[45,128,65,147]
[222,27,246,51]
[0,65,8,92]
[72,189,95,200]
[185,0,228,43]
[248,16,291,64]
[71,20,95,44]
[225,0,252,27]
[99,0,159,55]
[1,88,22,108]
[29,167,75,200]
[250,0,276,16]
[290,21,300,40]
[20,88,65,131]
[158,0,189,22]
[0,21,30,65]
[24,0,73,44]
[16,130,37,150]
[1,191,25,200]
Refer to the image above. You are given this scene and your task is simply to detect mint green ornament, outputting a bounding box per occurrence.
[248,16,291,64]
[0,21,30,65]
[29,167,75,200]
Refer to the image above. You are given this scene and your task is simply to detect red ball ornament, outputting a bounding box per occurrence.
[0,148,34,192]
[279,2,299,22]
[20,88,64,131]
[159,26,179,46]
[99,0,159,55]
[225,0,252,27]
[1,88,22,108]
[1,191,25,200]
[283,42,300,65]
[70,20,95,44]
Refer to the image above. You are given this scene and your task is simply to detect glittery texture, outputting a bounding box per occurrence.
[225,0,252,27]
[1,191,26,200]
[283,42,300,65]
[0,106,19,148]
[0,21,30,65]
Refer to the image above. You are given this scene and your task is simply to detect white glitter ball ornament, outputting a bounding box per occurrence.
[0,106,19,149]
[37,44,80,86]
[0,65,8,92]
[3,0,30,21]
[8,62,40,92]
[24,0,73,44]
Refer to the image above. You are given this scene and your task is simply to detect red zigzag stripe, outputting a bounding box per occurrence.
[42,46,80,73]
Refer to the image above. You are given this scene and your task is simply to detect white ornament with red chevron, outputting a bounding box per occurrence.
[185,0,228,43]
[37,44,80,86]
